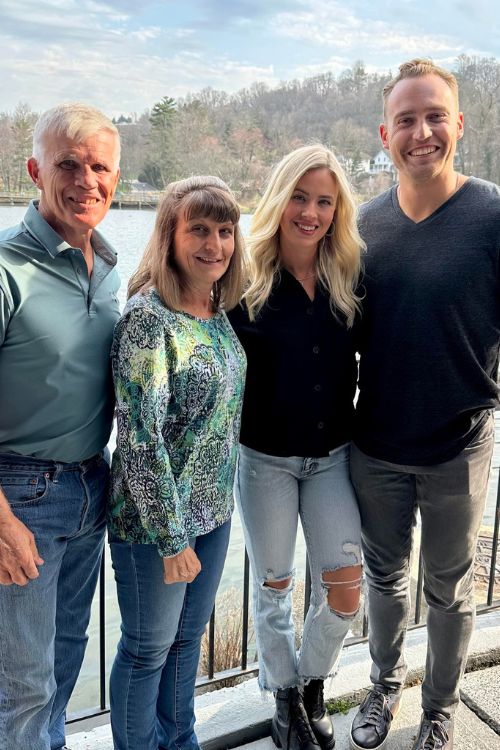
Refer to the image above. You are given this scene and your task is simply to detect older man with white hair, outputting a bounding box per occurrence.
[0,103,121,750]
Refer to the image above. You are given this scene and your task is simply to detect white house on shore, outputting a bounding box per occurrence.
[337,149,396,178]
[369,149,396,175]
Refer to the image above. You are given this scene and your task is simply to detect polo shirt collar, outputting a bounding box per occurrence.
[22,199,117,267]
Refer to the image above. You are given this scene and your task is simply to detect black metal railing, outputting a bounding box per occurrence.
[66,464,500,726]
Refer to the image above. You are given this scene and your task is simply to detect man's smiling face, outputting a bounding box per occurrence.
[380,73,463,186]
[28,129,120,244]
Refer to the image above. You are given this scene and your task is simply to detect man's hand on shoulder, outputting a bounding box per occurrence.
[0,507,44,586]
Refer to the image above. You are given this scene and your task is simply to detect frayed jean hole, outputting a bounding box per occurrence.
[341,542,362,566]
[328,602,361,619]
[321,564,362,618]
[260,570,295,596]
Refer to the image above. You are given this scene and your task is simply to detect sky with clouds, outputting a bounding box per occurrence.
[1,0,499,117]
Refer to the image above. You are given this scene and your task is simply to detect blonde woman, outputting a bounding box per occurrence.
[108,176,246,750]
[228,145,364,750]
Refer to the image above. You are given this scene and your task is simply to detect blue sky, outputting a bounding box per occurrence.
[1,0,499,117]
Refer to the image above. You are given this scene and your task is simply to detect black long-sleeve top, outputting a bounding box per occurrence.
[227,270,357,457]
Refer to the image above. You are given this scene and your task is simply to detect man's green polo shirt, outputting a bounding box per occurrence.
[0,201,121,462]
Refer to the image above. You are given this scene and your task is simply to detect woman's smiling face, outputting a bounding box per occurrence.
[279,167,338,254]
[173,213,235,292]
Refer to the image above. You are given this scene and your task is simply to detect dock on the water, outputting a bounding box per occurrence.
[0,191,161,210]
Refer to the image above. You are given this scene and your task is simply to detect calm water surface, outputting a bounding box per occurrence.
[0,205,498,713]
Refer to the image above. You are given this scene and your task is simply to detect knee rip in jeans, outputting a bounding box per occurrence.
[262,569,295,597]
[321,548,362,619]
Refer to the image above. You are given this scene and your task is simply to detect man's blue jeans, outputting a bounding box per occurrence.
[0,451,109,750]
[109,520,231,750]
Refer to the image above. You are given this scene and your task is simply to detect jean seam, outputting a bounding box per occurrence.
[298,481,316,662]
[173,576,190,750]
[380,477,416,688]
[78,467,92,535]
[172,640,181,750]
[123,544,140,750]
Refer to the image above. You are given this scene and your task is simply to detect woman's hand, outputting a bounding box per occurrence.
[163,547,201,584]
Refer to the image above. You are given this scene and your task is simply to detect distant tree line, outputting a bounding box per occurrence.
[1,56,500,207]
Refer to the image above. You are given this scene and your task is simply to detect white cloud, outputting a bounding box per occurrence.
[272,0,462,58]
[0,0,498,117]
[291,58,381,80]
[0,0,129,28]
[175,28,196,38]
[129,27,162,41]
[0,25,278,117]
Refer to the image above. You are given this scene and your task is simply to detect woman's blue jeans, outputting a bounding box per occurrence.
[235,443,361,692]
[109,520,231,750]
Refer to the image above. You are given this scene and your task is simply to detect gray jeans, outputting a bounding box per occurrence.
[350,412,495,717]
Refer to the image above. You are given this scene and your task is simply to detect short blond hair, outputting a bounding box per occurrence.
[383,58,459,116]
[33,103,120,165]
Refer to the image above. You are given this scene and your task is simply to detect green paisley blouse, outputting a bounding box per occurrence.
[108,288,246,557]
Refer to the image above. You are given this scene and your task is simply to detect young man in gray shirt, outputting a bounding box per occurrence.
[0,104,120,750]
[350,59,500,750]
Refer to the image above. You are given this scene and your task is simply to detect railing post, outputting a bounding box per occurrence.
[99,552,106,711]
[241,549,250,670]
[208,609,216,680]
[487,472,500,606]
[414,551,424,625]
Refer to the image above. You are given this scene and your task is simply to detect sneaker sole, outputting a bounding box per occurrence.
[349,732,390,750]
[348,695,402,750]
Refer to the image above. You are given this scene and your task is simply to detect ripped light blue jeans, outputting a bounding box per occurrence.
[235,442,361,692]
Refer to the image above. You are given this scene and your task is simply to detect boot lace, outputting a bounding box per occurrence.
[289,690,317,746]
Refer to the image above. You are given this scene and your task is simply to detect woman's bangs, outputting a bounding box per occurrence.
[182,188,240,225]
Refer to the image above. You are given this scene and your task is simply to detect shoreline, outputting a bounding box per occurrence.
[0,195,256,214]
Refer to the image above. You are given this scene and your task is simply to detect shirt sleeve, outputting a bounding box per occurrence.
[111,306,188,557]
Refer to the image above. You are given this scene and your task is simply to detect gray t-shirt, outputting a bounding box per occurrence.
[354,177,500,465]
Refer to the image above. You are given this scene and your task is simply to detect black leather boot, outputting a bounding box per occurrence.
[271,687,320,750]
[303,679,335,750]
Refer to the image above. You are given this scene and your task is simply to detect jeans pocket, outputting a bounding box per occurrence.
[328,442,350,464]
[465,411,495,451]
[0,471,50,507]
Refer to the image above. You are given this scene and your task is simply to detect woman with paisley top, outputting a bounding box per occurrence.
[228,145,364,750]
[107,176,246,750]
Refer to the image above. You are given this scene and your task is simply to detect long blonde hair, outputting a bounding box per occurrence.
[244,144,364,326]
[128,175,245,311]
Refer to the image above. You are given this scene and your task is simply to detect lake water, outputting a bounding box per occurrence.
[0,205,498,714]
